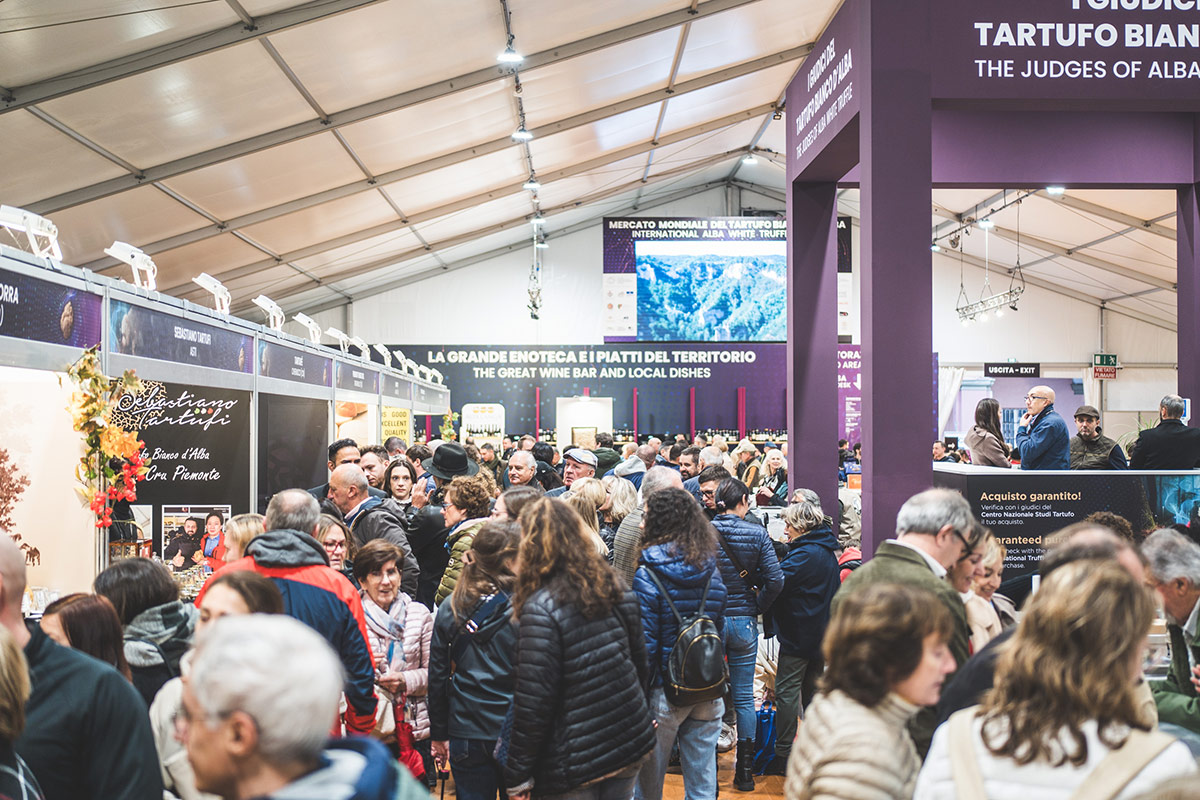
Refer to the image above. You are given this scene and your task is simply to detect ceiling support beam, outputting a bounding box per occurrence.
[276,179,741,318]
[1044,192,1176,240]
[116,104,774,282]
[931,203,1176,292]
[28,0,784,215]
[206,150,743,308]
[0,0,389,112]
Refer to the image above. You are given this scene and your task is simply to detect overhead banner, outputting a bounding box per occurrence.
[602,217,787,343]
[109,300,252,372]
[258,340,332,386]
[113,380,252,555]
[402,343,786,436]
[0,266,102,348]
[334,361,379,394]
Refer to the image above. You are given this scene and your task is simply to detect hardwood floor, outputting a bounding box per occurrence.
[430,750,787,799]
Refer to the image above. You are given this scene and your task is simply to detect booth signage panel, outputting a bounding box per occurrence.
[381,406,412,442]
[114,380,252,556]
[403,343,786,435]
[0,266,102,348]
[838,346,862,445]
[383,374,412,401]
[334,361,379,393]
[785,0,860,179]
[932,0,1200,103]
[258,340,332,387]
[984,362,1041,378]
[109,300,252,372]
[412,382,450,412]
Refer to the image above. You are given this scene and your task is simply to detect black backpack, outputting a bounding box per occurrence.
[645,567,728,706]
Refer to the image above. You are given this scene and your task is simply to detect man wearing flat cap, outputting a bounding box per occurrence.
[1069,404,1128,470]
[546,448,597,498]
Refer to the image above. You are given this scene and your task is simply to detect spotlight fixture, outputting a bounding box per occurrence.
[497,39,523,64]
[523,175,541,191]
[372,344,392,366]
[530,213,545,227]
[292,313,323,343]
[512,125,533,142]
[104,241,157,291]
[431,368,443,385]
[417,365,433,382]
[772,107,783,121]
[742,153,757,165]
[535,235,549,249]
[404,357,420,375]
[1045,186,1066,196]
[349,336,370,358]
[977,218,995,230]
[324,326,352,354]
[930,242,941,252]
[956,287,1025,324]
[191,272,231,315]
[251,294,285,331]
[0,205,62,261]
[392,350,408,373]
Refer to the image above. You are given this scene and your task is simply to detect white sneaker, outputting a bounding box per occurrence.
[717,723,736,753]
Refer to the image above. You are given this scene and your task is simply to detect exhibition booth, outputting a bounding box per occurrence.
[0,244,448,597]
[785,0,1200,554]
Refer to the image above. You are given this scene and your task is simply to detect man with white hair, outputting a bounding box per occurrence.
[0,536,162,799]
[682,446,724,504]
[1143,528,1200,733]
[504,450,538,490]
[1013,385,1070,470]
[181,615,426,799]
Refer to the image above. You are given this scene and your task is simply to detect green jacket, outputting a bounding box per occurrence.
[593,447,622,476]
[831,540,970,757]
[435,518,487,606]
[1151,623,1200,733]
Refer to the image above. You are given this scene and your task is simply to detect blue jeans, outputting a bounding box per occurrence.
[635,688,723,800]
[543,764,639,800]
[449,738,505,800]
[725,616,759,742]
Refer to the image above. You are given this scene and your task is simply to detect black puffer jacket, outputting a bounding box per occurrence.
[402,504,449,610]
[504,587,655,795]
[711,513,784,616]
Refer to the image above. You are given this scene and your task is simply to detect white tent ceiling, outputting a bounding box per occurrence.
[0,0,1180,331]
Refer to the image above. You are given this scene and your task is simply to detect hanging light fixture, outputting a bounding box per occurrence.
[498,35,522,64]
[523,175,541,191]
[512,125,533,141]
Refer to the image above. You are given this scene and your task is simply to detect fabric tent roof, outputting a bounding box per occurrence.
[0,0,1179,331]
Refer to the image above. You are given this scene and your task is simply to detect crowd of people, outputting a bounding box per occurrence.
[937,390,1200,471]
[5,428,1200,800]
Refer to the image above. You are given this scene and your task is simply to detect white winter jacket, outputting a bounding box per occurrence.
[362,593,433,740]
[914,711,1197,800]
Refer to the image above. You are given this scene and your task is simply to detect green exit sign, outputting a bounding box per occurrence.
[1094,353,1118,367]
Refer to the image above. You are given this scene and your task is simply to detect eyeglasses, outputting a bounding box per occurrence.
[700,490,716,498]
[325,540,346,552]
[1024,394,1047,401]
[951,528,974,557]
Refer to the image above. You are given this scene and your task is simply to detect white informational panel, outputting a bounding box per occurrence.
[461,403,506,449]
[0,366,99,594]
[556,397,614,451]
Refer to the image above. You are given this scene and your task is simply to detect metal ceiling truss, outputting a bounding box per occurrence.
[210,149,748,309]
[28,0,782,215]
[0,0,390,111]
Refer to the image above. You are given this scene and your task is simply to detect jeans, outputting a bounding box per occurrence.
[774,654,823,758]
[725,616,759,742]
[543,764,639,800]
[635,688,723,800]
[449,738,506,800]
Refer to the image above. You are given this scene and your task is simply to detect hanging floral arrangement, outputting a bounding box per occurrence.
[439,410,459,441]
[62,347,150,529]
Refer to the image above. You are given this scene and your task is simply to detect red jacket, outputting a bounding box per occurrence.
[199,532,227,571]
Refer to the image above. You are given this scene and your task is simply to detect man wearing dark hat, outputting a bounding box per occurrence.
[546,448,597,498]
[1069,404,1128,470]
[406,442,479,608]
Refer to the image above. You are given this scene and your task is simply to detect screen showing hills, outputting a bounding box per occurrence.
[634,240,787,342]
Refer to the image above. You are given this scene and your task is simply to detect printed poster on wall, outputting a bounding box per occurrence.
[602,217,787,343]
[382,406,412,443]
[112,380,252,556]
[838,345,862,445]
[0,267,103,349]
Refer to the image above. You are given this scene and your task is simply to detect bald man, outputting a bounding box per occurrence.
[0,537,163,800]
[1013,385,1070,470]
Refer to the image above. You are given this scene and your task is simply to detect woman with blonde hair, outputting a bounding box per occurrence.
[600,474,637,528]
[915,560,1197,798]
[221,512,264,563]
[0,626,42,798]
[504,499,655,799]
[562,477,610,559]
[963,537,1010,651]
[784,582,956,800]
[315,514,357,588]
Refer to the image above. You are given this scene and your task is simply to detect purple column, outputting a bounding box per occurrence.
[858,0,932,553]
[787,183,839,517]
[1180,182,1200,421]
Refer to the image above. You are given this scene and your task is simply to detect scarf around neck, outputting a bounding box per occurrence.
[361,593,408,673]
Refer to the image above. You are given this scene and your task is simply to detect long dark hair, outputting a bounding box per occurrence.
[513,498,623,619]
[451,520,521,624]
[94,558,179,625]
[43,594,132,680]
[974,397,1010,456]
[640,488,717,567]
[382,458,418,501]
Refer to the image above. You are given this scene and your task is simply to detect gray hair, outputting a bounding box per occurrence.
[1142,528,1200,585]
[189,615,343,764]
[509,450,535,469]
[330,463,368,493]
[782,500,825,534]
[642,466,683,501]
[698,446,724,467]
[1160,395,1186,419]
[264,489,320,535]
[792,488,822,507]
[895,488,975,539]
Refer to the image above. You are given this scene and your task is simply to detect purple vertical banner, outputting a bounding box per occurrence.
[837,345,862,444]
